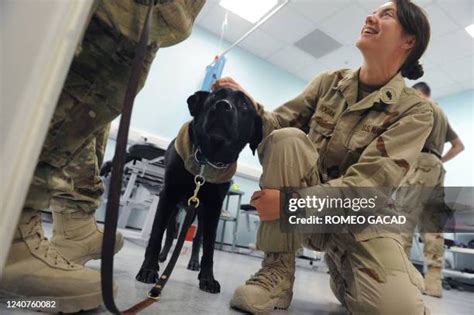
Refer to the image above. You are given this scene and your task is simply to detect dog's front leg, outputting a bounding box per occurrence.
[187,220,203,271]
[159,217,178,262]
[136,193,178,284]
[198,208,221,293]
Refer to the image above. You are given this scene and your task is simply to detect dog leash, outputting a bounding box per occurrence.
[101,2,159,313]
[121,167,206,314]
[100,3,209,312]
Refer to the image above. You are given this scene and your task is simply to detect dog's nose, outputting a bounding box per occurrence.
[212,100,233,112]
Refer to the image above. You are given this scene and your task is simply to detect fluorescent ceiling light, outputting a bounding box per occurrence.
[219,0,278,23]
[466,24,474,38]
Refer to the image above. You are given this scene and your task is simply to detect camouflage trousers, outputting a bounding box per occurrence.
[256,128,428,315]
[24,89,111,215]
[400,152,446,270]
[22,10,161,216]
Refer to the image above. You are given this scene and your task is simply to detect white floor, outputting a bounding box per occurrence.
[2,222,474,314]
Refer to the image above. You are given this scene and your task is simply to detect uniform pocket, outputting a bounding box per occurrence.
[308,117,334,155]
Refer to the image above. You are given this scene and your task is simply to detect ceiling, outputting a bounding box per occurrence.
[196,0,474,99]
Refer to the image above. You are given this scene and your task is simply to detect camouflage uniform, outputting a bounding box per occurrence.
[1,1,204,313]
[400,102,458,297]
[231,69,433,314]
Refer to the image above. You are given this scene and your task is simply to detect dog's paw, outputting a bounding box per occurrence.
[199,278,221,294]
[187,260,200,271]
[135,268,159,284]
[158,252,168,262]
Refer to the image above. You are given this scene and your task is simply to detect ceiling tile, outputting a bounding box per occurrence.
[432,84,466,99]
[318,4,368,45]
[405,68,458,91]
[439,54,474,84]
[238,29,286,59]
[316,45,362,69]
[357,0,434,11]
[195,0,219,24]
[423,3,460,38]
[295,60,337,82]
[197,5,253,44]
[259,7,316,44]
[424,28,474,64]
[295,29,343,59]
[294,45,362,82]
[460,81,474,92]
[267,45,315,73]
[290,0,352,24]
[437,0,474,28]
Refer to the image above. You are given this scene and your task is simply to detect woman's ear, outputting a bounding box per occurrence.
[402,35,416,51]
[187,91,210,117]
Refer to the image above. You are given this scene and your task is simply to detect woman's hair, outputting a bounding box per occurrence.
[393,0,431,80]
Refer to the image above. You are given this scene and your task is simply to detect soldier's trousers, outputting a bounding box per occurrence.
[400,152,446,270]
[24,90,113,215]
[256,128,428,315]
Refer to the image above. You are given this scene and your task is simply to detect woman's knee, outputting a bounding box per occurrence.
[267,128,307,144]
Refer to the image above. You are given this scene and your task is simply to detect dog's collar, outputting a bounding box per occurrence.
[194,147,233,170]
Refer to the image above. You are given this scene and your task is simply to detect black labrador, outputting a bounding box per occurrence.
[135,88,262,293]
[158,214,203,273]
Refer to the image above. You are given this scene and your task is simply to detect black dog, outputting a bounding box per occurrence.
[136,88,262,293]
[158,212,203,273]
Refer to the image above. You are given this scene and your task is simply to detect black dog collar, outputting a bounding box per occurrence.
[194,147,232,170]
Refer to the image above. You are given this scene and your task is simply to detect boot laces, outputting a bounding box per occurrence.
[246,254,289,291]
[27,216,74,267]
[247,268,285,291]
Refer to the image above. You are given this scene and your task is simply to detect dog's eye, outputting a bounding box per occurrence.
[241,102,249,111]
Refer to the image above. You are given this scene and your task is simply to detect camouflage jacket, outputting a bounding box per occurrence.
[257,69,434,240]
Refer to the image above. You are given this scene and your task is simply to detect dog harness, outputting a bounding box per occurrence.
[174,121,237,184]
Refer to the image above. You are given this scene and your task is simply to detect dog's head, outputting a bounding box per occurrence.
[187,88,262,164]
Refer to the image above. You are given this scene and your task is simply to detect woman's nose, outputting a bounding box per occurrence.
[365,13,376,25]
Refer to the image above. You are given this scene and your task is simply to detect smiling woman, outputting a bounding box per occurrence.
[214,0,434,314]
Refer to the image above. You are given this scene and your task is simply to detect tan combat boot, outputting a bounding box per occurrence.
[230,252,295,313]
[424,266,443,298]
[0,211,108,313]
[51,210,124,265]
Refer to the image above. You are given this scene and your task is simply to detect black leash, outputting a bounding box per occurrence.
[100,3,208,313]
[101,2,158,313]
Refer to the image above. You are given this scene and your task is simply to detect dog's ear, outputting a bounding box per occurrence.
[188,121,195,145]
[187,91,210,117]
[249,115,263,155]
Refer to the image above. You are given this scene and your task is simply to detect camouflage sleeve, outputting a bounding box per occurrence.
[255,73,325,139]
[155,0,206,47]
[445,121,458,142]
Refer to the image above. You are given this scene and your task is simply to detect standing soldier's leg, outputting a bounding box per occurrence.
[422,232,444,298]
[401,231,415,259]
[230,128,321,313]
[419,156,446,298]
[50,125,124,265]
[0,93,105,313]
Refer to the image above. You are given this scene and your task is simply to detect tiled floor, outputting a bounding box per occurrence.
[2,222,473,314]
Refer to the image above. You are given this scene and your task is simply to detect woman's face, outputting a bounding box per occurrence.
[356,2,414,59]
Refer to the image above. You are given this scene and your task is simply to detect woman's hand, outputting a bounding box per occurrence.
[250,189,281,221]
[212,77,257,109]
